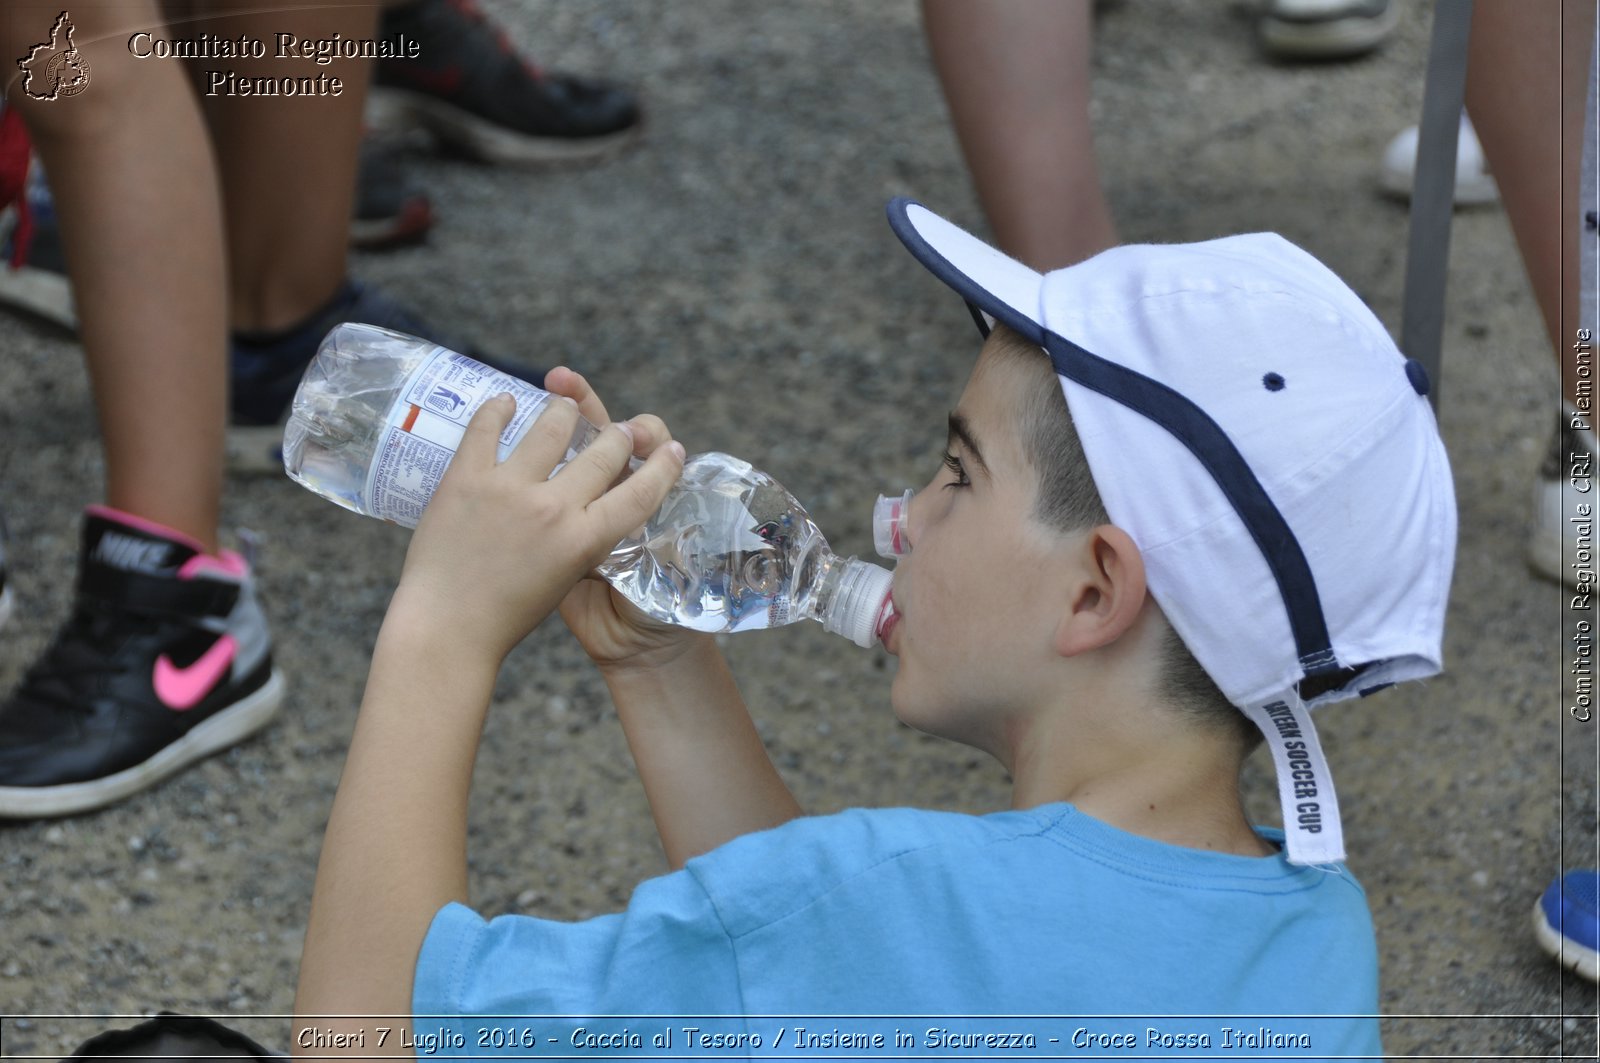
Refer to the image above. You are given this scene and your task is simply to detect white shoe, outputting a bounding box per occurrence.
[1379,115,1500,206]
[1258,0,1399,60]
[1530,406,1598,588]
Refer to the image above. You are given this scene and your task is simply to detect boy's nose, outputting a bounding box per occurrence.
[873,489,914,558]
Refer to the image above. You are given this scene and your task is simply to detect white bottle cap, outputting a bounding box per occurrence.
[873,490,913,559]
[822,559,895,649]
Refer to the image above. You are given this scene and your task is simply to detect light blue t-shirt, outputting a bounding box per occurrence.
[413,803,1380,1059]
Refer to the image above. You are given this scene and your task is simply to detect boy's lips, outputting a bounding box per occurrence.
[877,590,901,653]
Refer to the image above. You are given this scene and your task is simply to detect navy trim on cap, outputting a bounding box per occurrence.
[1042,331,1338,676]
[886,197,1340,678]
[888,198,1043,344]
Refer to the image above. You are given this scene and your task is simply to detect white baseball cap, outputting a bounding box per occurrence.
[888,197,1457,866]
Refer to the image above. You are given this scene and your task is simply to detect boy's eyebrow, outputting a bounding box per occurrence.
[947,412,989,475]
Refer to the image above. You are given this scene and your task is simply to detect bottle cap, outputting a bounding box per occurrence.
[873,490,913,559]
[823,559,895,649]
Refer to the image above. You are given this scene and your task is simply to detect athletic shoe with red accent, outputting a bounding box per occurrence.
[0,507,283,818]
[350,135,435,250]
[369,0,641,166]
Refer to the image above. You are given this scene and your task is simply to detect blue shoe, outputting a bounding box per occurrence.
[1534,870,1600,981]
[228,279,544,474]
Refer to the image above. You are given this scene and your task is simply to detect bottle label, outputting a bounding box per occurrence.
[365,346,552,525]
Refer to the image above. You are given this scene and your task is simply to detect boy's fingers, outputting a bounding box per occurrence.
[544,367,612,428]
[557,420,638,501]
[588,440,686,542]
[623,414,674,458]
[506,395,581,479]
[457,393,517,468]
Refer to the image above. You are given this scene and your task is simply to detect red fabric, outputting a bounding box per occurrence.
[0,107,35,268]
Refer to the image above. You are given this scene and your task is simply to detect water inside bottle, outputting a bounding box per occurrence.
[601,452,831,634]
[282,330,433,515]
[283,325,868,639]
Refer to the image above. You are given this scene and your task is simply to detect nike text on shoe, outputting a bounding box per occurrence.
[0,507,284,817]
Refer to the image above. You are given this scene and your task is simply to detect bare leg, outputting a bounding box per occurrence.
[193,0,378,332]
[3,0,227,552]
[921,0,1118,271]
[1465,0,1595,403]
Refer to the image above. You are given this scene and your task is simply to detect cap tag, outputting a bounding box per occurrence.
[1240,691,1345,866]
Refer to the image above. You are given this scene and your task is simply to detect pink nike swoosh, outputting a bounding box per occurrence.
[153,635,237,712]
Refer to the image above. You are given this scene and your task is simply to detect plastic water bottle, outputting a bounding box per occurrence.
[282,323,896,647]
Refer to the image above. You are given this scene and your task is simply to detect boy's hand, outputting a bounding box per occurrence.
[544,368,711,673]
[390,380,685,667]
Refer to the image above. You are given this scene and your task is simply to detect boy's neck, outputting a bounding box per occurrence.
[1006,702,1274,859]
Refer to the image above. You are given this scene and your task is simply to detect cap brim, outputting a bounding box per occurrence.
[887,198,1047,344]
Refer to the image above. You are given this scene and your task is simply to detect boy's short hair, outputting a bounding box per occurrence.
[986,325,1251,748]
[889,197,1457,865]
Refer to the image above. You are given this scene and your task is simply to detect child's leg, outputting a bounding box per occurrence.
[4,0,227,552]
[191,0,378,332]
[921,0,1118,271]
[0,3,283,818]
[1464,0,1593,404]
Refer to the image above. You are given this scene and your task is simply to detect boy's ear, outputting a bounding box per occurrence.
[1052,525,1148,658]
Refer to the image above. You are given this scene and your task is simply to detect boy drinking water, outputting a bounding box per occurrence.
[294,199,1455,1058]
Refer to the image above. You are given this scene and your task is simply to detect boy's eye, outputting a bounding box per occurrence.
[941,451,970,490]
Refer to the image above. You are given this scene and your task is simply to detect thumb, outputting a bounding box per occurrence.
[457,393,516,468]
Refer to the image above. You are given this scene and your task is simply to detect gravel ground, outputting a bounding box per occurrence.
[0,0,1596,1058]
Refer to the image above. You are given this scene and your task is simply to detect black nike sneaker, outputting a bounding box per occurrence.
[0,507,283,817]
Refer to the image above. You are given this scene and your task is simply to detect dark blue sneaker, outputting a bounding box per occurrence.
[229,279,544,474]
[1534,870,1600,981]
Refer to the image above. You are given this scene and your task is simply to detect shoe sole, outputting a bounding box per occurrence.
[1530,423,1595,588]
[1377,166,1499,207]
[367,87,641,167]
[1532,899,1600,982]
[0,264,77,331]
[350,195,436,251]
[1259,6,1399,59]
[0,668,286,818]
[226,423,288,477]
